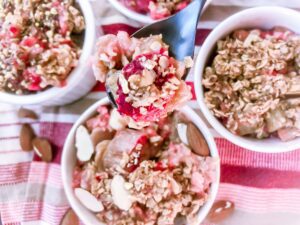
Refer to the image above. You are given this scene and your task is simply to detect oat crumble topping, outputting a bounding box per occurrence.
[73,105,216,225]
[203,27,300,141]
[0,0,85,94]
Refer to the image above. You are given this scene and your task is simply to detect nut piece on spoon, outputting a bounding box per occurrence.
[176,123,189,145]
[76,125,94,162]
[187,122,210,156]
[20,123,36,151]
[32,137,53,162]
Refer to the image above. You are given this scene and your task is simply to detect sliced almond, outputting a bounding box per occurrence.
[90,128,114,146]
[75,125,94,162]
[187,123,210,157]
[74,188,104,212]
[32,137,52,162]
[20,123,35,151]
[109,109,128,131]
[60,208,79,225]
[207,200,234,223]
[94,140,110,170]
[111,175,133,211]
[176,123,189,145]
[18,108,38,120]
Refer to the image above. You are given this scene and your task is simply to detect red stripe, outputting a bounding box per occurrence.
[101,23,139,36]
[101,23,211,45]
[221,164,300,189]
[186,81,196,100]
[91,81,106,92]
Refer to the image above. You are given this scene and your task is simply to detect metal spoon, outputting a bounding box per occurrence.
[106,0,207,107]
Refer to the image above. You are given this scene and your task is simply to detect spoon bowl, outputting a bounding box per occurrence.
[106,0,206,107]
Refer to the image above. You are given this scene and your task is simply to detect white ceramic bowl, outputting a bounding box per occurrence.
[107,0,211,24]
[0,0,97,106]
[194,6,300,153]
[62,97,220,225]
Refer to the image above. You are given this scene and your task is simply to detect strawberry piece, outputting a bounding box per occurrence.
[23,69,42,91]
[21,37,38,47]
[9,25,21,38]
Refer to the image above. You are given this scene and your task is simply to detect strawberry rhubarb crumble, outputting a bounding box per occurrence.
[203,27,300,141]
[120,0,191,20]
[73,104,216,225]
[0,0,85,94]
[93,31,192,128]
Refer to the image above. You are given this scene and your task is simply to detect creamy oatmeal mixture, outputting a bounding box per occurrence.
[73,105,216,225]
[120,0,190,20]
[203,27,300,141]
[93,31,192,127]
[0,0,85,94]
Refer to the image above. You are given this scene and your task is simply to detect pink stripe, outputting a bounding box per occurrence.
[0,202,69,224]
[27,162,62,186]
[0,149,23,154]
[101,23,211,45]
[0,121,39,127]
[0,162,30,184]
[216,138,300,171]
[0,136,19,141]
[0,110,18,114]
[0,162,62,186]
[217,183,300,213]
[221,164,300,188]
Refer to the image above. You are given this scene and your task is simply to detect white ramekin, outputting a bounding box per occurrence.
[0,0,97,106]
[107,0,212,24]
[194,6,300,153]
[62,97,220,225]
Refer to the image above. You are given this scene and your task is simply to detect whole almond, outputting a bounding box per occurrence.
[20,123,35,151]
[207,200,234,223]
[60,208,79,225]
[32,138,52,162]
[90,128,115,146]
[187,123,210,156]
[18,108,38,120]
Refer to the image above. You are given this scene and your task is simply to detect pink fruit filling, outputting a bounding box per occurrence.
[73,104,217,225]
[116,53,180,122]
[93,31,192,127]
[120,0,191,20]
